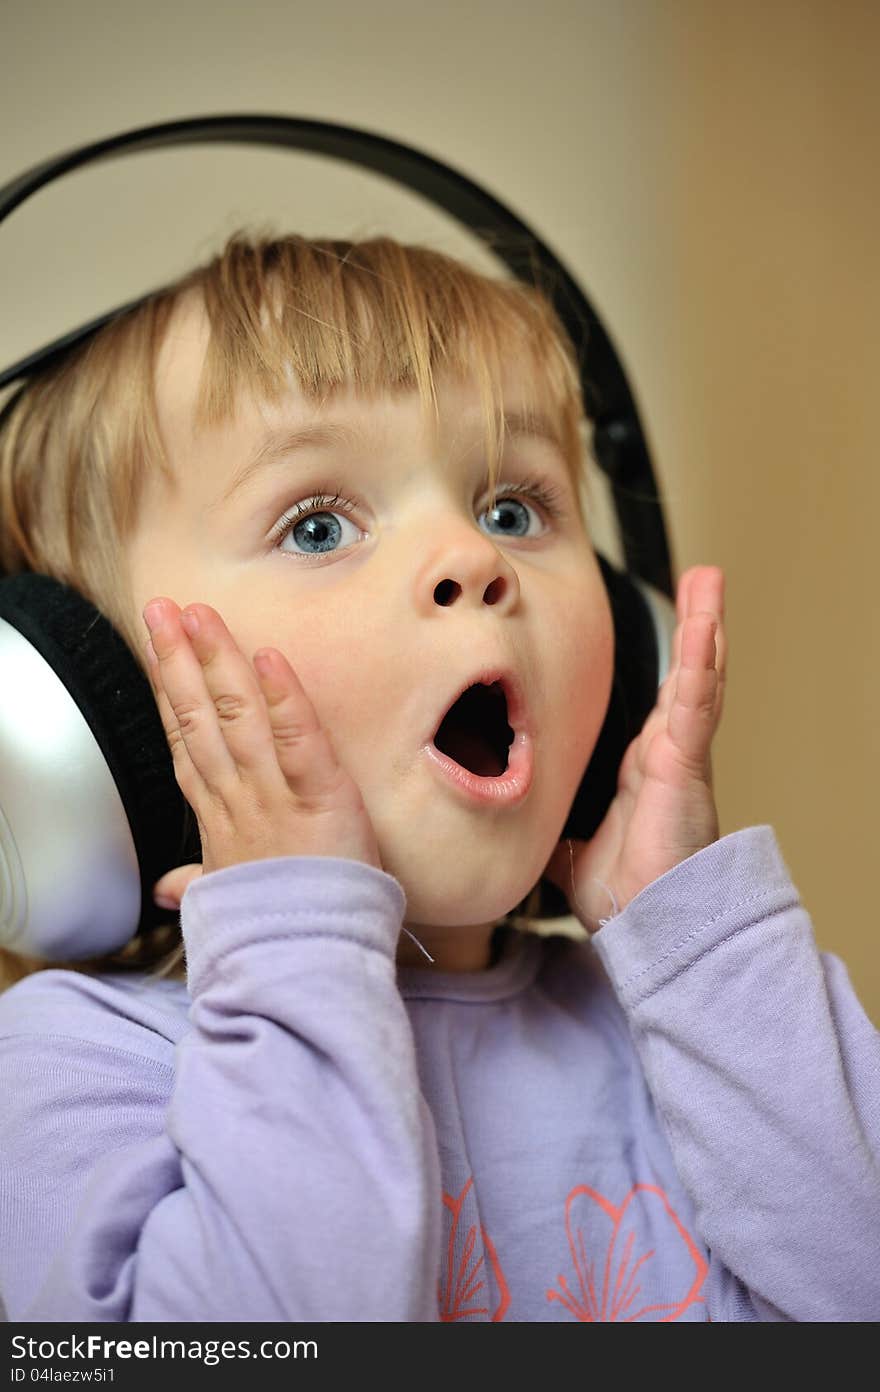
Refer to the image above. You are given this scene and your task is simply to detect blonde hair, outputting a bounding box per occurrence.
[0,228,594,992]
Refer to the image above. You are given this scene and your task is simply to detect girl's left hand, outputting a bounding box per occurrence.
[542,565,727,930]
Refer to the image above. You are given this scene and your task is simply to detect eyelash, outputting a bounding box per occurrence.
[267,476,568,556]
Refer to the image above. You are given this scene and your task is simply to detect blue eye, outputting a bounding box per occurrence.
[269,478,566,560]
[269,492,360,559]
[480,494,539,539]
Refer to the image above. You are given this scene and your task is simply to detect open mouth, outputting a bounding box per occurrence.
[432,681,515,777]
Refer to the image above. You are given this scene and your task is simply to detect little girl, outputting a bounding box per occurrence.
[0,232,877,1322]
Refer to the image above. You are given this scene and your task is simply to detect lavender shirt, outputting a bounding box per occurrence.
[1,825,877,1322]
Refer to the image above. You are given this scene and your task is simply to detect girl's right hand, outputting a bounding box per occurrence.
[142,598,384,908]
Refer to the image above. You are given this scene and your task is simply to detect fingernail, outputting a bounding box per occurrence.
[143,601,165,631]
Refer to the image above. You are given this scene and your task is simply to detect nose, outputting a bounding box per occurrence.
[423,514,520,611]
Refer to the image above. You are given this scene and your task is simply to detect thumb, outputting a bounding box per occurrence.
[153,864,203,910]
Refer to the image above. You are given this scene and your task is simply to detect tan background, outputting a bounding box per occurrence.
[2,0,878,1021]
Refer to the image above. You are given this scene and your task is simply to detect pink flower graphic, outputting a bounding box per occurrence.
[547,1183,708,1321]
[438,1177,510,1321]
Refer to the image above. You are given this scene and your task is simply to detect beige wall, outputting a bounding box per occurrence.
[2,0,878,1020]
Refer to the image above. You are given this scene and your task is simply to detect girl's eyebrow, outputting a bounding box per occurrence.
[211,421,363,512]
[211,409,565,512]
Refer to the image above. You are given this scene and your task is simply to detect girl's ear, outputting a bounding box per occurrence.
[153,864,203,910]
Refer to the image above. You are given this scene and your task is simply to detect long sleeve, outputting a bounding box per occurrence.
[589,825,880,1322]
[1,856,443,1322]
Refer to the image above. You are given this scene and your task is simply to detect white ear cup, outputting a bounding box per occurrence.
[0,617,141,959]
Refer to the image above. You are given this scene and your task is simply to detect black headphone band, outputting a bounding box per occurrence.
[0,113,671,597]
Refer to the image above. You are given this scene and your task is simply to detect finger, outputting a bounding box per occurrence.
[173,604,339,814]
[665,613,720,770]
[657,661,678,719]
[668,565,725,704]
[669,566,702,678]
[175,603,287,783]
[631,565,724,764]
[144,635,179,733]
[685,566,726,712]
[144,630,213,805]
[655,607,685,718]
[251,646,358,808]
[713,617,727,723]
[152,600,353,814]
[153,864,203,908]
[143,598,239,796]
[684,565,724,625]
[675,566,697,626]
[659,600,688,715]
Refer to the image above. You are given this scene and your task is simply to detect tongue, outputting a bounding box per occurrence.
[443,729,506,777]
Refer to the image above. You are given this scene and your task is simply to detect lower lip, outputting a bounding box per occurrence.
[421,730,534,806]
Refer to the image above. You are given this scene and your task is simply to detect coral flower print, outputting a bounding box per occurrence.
[547,1183,708,1321]
[438,1177,510,1321]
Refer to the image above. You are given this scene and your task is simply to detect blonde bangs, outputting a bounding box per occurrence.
[183,231,589,509]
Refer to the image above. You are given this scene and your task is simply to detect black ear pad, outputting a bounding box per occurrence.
[0,572,201,951]
[536,551,661,919]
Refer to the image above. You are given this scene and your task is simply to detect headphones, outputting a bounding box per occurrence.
[0,115,677,962]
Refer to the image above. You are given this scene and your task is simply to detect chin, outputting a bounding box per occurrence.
[385,850,542,929]
[372,770,574,924]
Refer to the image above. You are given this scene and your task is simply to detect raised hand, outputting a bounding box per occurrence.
[143,598,383,908]
[542,565,726,930]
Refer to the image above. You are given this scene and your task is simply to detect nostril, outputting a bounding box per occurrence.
[433,577,506,606]
[434,580,460,606]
